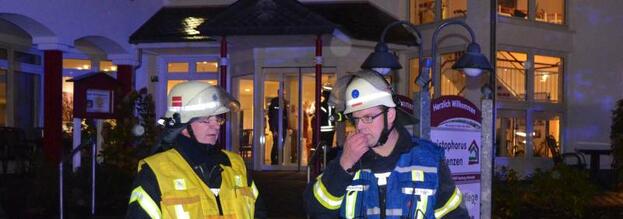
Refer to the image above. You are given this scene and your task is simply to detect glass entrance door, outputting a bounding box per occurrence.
[259,67,335,170]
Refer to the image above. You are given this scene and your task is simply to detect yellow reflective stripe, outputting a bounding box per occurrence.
[251,181,259,198]
[434,187,462,218]
[345,171,361,218]
[344,191,357,218]
[313,175,344,210]
[129,186,162,219]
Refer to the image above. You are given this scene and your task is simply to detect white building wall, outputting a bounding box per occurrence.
[567,0,623,168]
[0,0,162,56]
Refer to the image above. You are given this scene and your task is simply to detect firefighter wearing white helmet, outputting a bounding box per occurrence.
[164,80,239,124]
[305,70,468,218]
[127,81,267,219]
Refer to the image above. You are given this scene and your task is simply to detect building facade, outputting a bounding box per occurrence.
[0,0,621,173]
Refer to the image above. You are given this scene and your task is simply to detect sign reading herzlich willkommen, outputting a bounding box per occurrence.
[430,95,481,219]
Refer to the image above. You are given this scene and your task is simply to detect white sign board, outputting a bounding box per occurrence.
[86,89,112,113]
[432,127,481,219]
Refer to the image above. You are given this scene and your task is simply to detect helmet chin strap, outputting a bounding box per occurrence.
[186,123,200,144]
[371,111,395,148]
[186,123,217,151]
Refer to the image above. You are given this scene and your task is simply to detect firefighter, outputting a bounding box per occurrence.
[319,88,336,147]
[126,81,266,219]
[304,70,468,218]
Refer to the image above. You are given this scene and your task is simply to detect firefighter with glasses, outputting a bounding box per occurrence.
[127,81,266,219]
[304,70,468,218]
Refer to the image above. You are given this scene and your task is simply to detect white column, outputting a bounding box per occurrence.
[96,119,104,163]
[72,118,81,171]
[480,99,493,219]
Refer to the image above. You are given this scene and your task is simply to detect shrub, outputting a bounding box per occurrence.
[493,166,597,218]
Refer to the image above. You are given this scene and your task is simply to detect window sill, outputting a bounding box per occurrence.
[498,16,572,33]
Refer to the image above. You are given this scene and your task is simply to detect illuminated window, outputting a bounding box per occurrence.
[498,0,528,19]
[496,111,526,158]
[536,0,565,24]
[167,62,189,73]
[440,52,465,96]
[410,0,436,25]
[99,61,117,72]
[533,115,561,158]
[534,55,562,102]
[442,0,467,20]
[196,61,218,73]
[496,51,527,101]
[63,59,91,70]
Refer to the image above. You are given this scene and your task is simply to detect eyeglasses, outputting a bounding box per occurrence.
[348,109,386,125]
[199,116,225,125]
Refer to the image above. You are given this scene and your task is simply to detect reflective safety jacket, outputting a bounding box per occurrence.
[129,149,258,219]
[309,138,465,219]
[320,100,335,133]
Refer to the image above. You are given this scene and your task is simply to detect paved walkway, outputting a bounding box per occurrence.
[253,171,309,218]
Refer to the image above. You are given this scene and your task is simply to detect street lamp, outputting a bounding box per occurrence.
[430,20,493,97]
[361,20,423,76]
[362,19,494,218]
[362,19,492,139]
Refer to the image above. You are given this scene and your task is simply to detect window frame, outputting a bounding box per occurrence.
[495,46,566,159]
[497,0,567,25]
[409,0,468,26]
[0,46,44,128]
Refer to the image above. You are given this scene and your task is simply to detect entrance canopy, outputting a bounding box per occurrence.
[130,0,414,45]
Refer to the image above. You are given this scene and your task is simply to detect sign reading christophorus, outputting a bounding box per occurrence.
[431,95,482,219]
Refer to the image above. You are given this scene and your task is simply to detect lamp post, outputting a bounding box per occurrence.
[362,19,494,218]
[362,20,423,76]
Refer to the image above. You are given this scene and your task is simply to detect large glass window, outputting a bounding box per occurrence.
[167,62,189,73]
[232,76,254,161]
[99,60,117,72]
[536,0,565,24]
[442,0,467,20]
[534,55,562,102]
[63,59,91,70]
[62,76,74,133]
[411,0,468,25]
[532,115,560,158]
[14,71,40,130]
[496,111,526,158]
[440,52,465,96]
[196,61,218,73]
[410,0,436,25]
[496,51,527,101]
[498,0,528,19]
[261,68,336,168]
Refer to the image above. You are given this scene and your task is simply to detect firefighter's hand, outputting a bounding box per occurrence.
[339,132,369,172]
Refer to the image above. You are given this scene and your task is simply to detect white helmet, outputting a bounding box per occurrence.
[341,71,396,114]
[165,81,240,123]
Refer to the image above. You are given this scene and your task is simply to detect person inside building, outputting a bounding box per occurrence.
[304,70,468,218]
[319,88,336,147]
[267,94,288,165]
[126,81,266,219]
